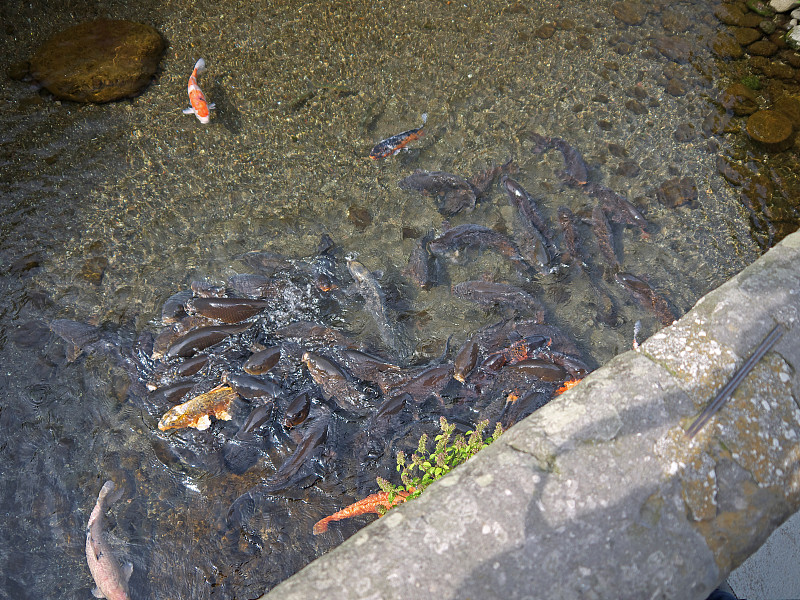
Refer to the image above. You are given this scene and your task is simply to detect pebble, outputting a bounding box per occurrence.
[611,2,648,25]
[625,99,647,115]
[656,177,698,208]
[347,205,372,229]
[774,95,800,126]
[746,109,794,149]
[733,27,763,46]
[535,24,556,39]
[661,10,690,32]
[749,39,779,56]
[616,160,640,177]
[721,83,759,116]
[711,33,745,59]
[29,19,165,102]
[769,0,799,12]
[665,78,688,96]
[80,256,109,286]
[674,123,696,142]
[653,35,692,63]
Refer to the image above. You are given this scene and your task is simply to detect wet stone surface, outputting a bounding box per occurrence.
[29,19,165,102]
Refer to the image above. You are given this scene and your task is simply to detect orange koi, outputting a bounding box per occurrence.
[157,384,237,431]
[312,489,413,534]
[555,378,581,395]
[369,114,427,159]
[182,58,215,124]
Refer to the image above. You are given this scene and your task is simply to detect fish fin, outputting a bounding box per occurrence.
[194,58,206,73]
[66,343,81,362]
[215,408,232,421]
[182,107,195,115]
[123,561,134,581]
[194,414,212,430]
[91,586,105,598]
[207,103,216,111]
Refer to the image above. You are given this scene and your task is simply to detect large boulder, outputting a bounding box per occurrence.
[29,19,165,103]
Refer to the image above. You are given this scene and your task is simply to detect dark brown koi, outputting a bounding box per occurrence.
[373,392,409,420]
[186,297,270,324]
[161,290,193,323]
[552,137,589,186]
[615,272,675,327]
[302,352,365,412]
[227,274,276,298]
[340,349,405,394]
[190,281,226,297]
[348,259,410,361]
[591,205,620,269]
[369,114,426,159]
[283,391,312,428]
[428,224,524,265]
[398,170,476,216]
[403,230,438,290]
[467,159,516,199]
[148,379,197,407]
[242,346,282,375]
[263,415,328,493]
[452,281,545,322]
[557,206,582,266]
[587,183,648,231]
[50,319,103,362]
[397,364,454,403]
[165,323,252,358]
[236,402,274,439]
[453,335,480,383]
[224,372,283,400]
[506,358,566,382]
[151,316,215,360]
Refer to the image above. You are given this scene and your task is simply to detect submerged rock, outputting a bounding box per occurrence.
[29,19,165,103]
[746,109,794,150]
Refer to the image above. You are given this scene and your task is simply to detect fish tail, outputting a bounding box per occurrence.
[194,58,206,74]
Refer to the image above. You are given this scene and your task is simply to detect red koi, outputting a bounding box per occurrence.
[369,114,427,159]
[313,489,413,534]
[182,58,215,124]
[555,378,581,395]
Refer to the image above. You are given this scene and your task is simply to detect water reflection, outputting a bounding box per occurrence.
[0,0,798,598]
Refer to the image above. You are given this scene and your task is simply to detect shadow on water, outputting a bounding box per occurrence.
[0,0,799,598]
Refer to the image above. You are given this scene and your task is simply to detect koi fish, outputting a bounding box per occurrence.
[86,481,132,600]
[182,58,215,124]
[157,384,238,431]
[312,489,412,534]
[369,113,427,159]
[555,378,581,395]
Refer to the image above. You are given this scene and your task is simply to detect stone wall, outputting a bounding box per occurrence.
[261,230,800,600]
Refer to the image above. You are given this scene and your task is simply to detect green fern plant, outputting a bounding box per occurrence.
[375,417,503,512]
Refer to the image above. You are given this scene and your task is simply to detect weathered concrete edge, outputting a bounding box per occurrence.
[262,230,800,600]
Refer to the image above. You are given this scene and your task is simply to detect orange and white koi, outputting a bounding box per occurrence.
[369,113,427,159]
[312,489,413,534]
[157,384,237,431]
[182,58,215,124]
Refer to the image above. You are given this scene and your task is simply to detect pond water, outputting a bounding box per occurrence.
[1,0,798,598]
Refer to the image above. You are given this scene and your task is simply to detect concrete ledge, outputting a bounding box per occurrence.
[262,230,800,600]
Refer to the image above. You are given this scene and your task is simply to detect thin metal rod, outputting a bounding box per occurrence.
[686,323,786,439]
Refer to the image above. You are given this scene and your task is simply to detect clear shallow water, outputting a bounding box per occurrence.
[0,0,796,598]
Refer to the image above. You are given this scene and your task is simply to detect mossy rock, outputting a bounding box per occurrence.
[29,19,165,103]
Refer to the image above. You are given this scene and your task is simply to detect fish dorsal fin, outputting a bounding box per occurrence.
[123,561,134,581]
[66,343,81,362]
